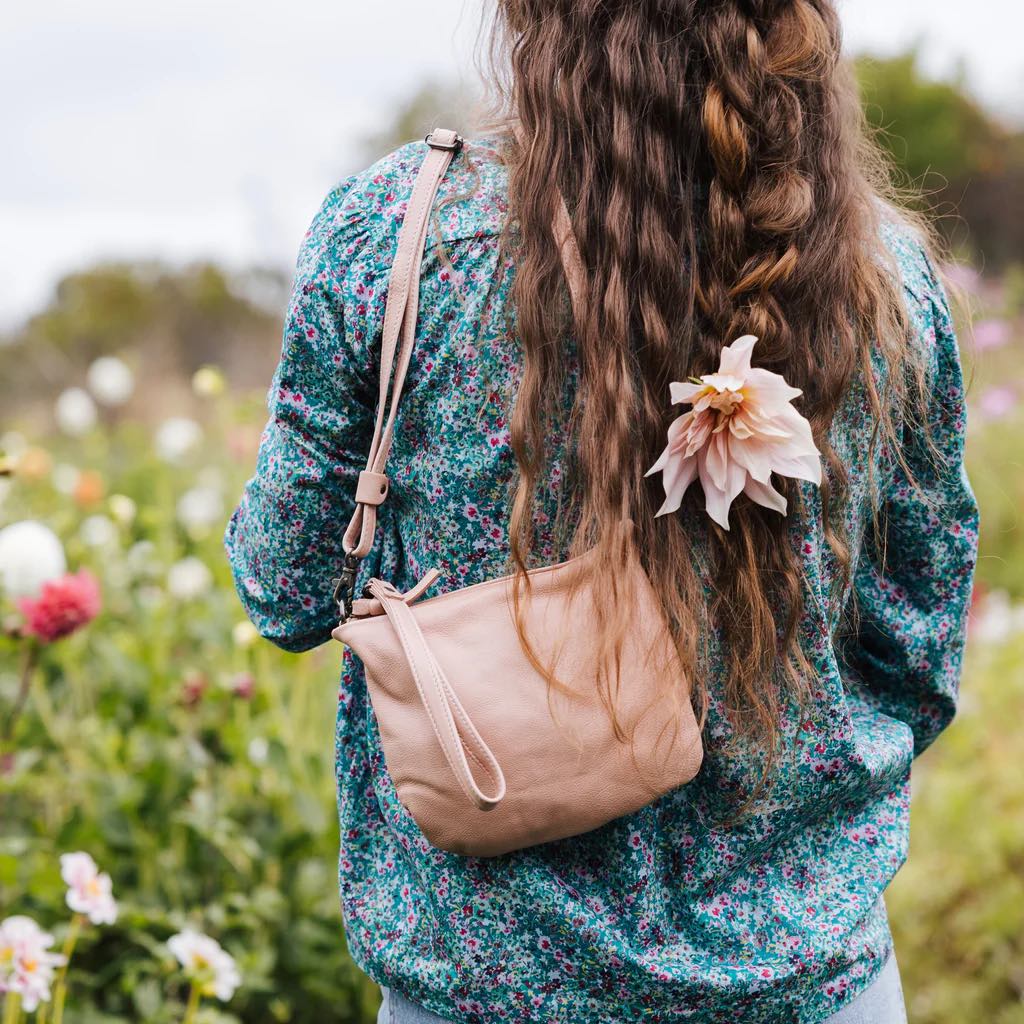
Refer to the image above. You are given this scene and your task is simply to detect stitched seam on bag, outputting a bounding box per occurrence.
[385,597,491,802]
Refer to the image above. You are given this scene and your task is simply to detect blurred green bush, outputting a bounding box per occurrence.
[856,50,1024,269]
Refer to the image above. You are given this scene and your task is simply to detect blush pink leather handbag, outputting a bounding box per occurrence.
[332,129,703,857]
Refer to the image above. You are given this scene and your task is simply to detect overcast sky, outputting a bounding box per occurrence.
[2,0,1022,328]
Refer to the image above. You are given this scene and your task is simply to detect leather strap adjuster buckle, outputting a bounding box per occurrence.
[425,130,464,154]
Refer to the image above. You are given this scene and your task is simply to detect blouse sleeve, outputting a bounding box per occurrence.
[224,180,376,652]
[841,246,980,756]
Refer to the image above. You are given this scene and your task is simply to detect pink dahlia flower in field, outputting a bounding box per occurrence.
[17,569,101,643]
[0,915,66,1012]
[60,852,118,925]
[646,334,822,529]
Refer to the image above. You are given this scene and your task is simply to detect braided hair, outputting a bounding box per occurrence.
[485,0,927,804]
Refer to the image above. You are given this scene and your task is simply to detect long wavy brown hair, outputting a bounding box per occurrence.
[476,0,935,799]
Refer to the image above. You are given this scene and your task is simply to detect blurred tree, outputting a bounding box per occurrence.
[358,78,483,166]
[0,263,287,417]
[856,51,1024,268]
[857,51,1001,186]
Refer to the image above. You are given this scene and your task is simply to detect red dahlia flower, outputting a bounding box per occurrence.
[18,570,101,643]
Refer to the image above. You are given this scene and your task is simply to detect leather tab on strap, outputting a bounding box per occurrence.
[350,567,440,619]
[355,471,389,506]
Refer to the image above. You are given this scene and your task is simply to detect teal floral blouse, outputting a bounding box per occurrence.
[225,135,980,1023]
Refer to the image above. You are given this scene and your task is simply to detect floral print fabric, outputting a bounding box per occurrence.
[225,136,979,1024]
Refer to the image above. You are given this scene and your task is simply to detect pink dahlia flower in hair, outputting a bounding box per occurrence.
[646,334,822,530]
[17,569,101,643]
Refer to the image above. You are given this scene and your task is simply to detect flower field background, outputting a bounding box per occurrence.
[0,379,381,1022]
[2,52,1024,1024]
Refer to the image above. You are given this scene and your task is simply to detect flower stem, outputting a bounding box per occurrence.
[50,913,84,1024]
[1,641,39,747]
[2,992,21,1024]
[182,983,201,1024]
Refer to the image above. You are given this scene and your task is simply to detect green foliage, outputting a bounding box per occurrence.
[857,51,1002,187]
[957,285,1024,599]
[357,79,482,167]
[28,267,161,360]
[965,404,1024,599]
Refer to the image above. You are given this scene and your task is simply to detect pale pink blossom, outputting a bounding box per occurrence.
[168,929,241,1001]
[972,318,1011,352]
[979,385,1017,420]
[60,852,118,925]
[0,915,66,1011]
[940,262,980,294]
[646,335,821,529]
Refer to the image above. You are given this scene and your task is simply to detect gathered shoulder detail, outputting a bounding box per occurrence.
[330,134,511,259]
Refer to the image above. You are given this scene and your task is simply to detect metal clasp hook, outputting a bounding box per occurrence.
[332,552,361,621]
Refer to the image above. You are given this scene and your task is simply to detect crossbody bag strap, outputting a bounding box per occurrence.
[339,128,463,567]
[513,120,587,321]
[334,126,586,618]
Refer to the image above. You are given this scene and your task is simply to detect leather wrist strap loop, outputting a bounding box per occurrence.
[367,577,507,811]
[337,126,586,601]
